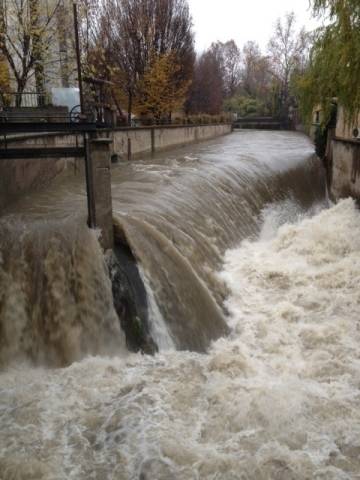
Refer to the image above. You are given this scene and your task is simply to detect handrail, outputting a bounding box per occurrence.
[1,91,52,108]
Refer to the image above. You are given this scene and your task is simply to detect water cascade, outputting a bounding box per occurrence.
[2,131,358,479]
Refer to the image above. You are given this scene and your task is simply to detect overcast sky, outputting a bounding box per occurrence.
[187,0,320,53]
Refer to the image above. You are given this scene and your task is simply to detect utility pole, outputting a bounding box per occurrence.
[72,0,96,230]
[72,1,84,114]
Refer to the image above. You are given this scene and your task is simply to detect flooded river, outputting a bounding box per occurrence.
[1,131,360,479]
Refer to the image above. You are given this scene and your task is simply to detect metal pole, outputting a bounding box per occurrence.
[85,133,96,228]
[73,1,96,229]
[72,1,84,114]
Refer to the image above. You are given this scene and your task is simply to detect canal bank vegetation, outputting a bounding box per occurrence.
[296,0,360,125]
[79,0,296,124]
[186,14,311,122]
[78,0,195,125]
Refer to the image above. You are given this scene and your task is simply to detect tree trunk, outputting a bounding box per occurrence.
[111,91,125,125]
[16,78,27,107]
[29,0,45,106]
[56,1,70,88]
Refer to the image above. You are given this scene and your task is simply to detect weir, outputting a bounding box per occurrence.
[0,122,233,357]
[3,0,359,474]
[4,131,360,479]
[0,123,232,246]
[0,130,326,365]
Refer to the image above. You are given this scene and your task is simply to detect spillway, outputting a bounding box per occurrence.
[2,131,358,479]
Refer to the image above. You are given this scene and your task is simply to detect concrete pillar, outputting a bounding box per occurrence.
[88,137,114,250]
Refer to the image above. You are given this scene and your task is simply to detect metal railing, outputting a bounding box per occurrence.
[0,92,52,108]
[0,85,117,126]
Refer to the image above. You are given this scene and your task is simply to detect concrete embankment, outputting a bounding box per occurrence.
[0,124,231,211]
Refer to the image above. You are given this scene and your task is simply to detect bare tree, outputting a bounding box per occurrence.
[211,40,241,97]
[186,48,223,115]
[88,0,195,124]
[0,0,62,105]
[267,12,309,114]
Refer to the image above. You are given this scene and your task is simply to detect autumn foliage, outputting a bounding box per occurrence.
[136,53,191,122]
[80,0,195,124]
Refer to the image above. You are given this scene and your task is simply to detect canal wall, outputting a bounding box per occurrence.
[327,108,360,200]
[0,124,231,211]
[111,124,231,159]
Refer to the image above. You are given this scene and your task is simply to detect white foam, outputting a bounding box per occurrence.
[1,199,360,479]
[139,267,175,351]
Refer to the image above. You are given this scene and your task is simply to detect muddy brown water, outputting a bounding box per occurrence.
[4,131,359,480]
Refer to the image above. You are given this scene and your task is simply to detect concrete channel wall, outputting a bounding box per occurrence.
[112,124,231,158]
[0,124,231,212]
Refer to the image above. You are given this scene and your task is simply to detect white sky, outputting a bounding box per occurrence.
[187,0,320,53]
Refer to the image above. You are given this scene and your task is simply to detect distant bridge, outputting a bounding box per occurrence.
[233,116,289,130]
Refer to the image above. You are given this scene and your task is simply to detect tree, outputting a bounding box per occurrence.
[211,40,241,97]
[186,47,223,115]
[267,12,309,115]
[0,0,62,105]
[0,51,10,104]
[241,41,270,98]
[29,0,45,103]
[135,52,190,122]
[89,0,195,124]
[297,0,360,123]
[224,95,268,117]
[222,41,275,118]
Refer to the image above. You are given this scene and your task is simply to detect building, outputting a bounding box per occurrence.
[0,0,77,107]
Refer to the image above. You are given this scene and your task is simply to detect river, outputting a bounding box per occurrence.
[1,130,360,479]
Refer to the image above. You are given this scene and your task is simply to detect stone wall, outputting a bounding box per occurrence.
[335,107,360,140]
[330,139,360,200]
[328,107,360,201]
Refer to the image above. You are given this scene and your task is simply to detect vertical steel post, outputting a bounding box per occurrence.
[84,133,96,228]
[73,1,96,228]
[72,1,84,114]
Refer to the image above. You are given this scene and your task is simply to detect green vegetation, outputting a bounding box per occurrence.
[221,15,309,120]
[297,0,360,124]
[224,96,268,117]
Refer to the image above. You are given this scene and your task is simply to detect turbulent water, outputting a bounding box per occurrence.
[2,131,360,479]
[0,219,125,367]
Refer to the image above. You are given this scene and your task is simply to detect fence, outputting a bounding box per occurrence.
[0,92,52,108]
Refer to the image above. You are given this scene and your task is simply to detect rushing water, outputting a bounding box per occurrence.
[2,131,360,479]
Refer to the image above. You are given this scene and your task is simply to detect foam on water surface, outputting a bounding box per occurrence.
[1,199,360,479]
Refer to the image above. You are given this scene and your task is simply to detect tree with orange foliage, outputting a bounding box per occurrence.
[0,52,10,105]
[83,0,194,125]
[136,53,191,123]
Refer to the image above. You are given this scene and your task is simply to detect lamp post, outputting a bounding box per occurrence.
[72,0,84,115]
[72,1,96,229]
